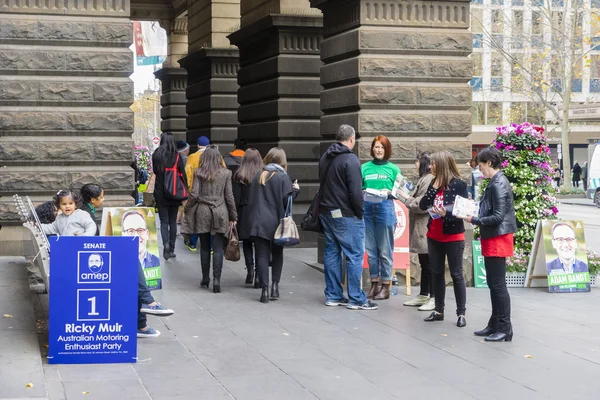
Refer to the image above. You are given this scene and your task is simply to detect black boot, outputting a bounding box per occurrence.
[245,265,254,285]
[213,251,224,293]
[200,249,211,288]
[163,246,172,260]
[169,242,176,258]
[260,287,269,303]
[270,281,279,299]
[485,330,513,342]
[253,268,260,289]
[474,326,496,337]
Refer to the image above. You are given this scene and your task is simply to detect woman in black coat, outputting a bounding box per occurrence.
[419,151,468,328]
[243,148,299,303]
[152,133,188,260]
[572,161,582,188]
[232,149,264,287]
[463,147,516,342]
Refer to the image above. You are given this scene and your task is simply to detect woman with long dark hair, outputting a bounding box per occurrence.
[464,147,516,342]
[397,152,436,311]
[243,148,299,303]
[152,133,188,260]
[233,149,264,286]
[419,151,468,328]
[183,145,237,293]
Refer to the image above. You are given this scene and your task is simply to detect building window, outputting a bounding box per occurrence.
[591,55,600,92]
[511,55,524,92]
[512,14,524,49]
[532,11,542,35]
[491,53,504,91]
[487,102,503,125]
[472,53,482,77]
[472,102,485,125]
[471,9,483,34]
[492,10,503,34]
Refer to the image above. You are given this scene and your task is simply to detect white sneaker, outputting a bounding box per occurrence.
[403,295,429,307]
[418,297,436,311]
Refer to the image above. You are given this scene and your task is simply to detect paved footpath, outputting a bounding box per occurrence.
[2,242,600,400]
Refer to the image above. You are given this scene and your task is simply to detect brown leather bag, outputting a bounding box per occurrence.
[225,223,240,262]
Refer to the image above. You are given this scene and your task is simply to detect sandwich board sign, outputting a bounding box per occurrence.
[525,220,591,293]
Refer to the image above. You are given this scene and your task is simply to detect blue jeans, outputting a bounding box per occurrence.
[320,214,367,306]
[364,200,396,281]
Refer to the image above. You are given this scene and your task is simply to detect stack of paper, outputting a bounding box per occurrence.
[452,195,478,219]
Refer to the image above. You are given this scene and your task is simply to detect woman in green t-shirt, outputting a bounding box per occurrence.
[362,136,400,300]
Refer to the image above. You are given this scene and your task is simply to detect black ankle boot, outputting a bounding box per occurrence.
[163,247,172,260]
[474,326,496,337]
[245,266,254,285]
[169,243,176,258]
[485,330,513,342]
[260,288,269,303]
[213,277,221,293]
[270,281,279,299]
[253,268,260,289]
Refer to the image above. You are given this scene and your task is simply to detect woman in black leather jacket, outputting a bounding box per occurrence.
[467,147,517,342]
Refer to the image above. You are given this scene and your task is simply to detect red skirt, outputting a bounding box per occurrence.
[481,233,514,258]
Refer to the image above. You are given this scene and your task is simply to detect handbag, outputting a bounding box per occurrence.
[301,159,334,232]
[225,222,241,261]
[164,153,188,201]
[274,196,300,247]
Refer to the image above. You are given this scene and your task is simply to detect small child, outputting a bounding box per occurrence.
[80,184,104,236]
[41,190,97,237]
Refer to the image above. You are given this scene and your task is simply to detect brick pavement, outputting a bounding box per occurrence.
[2,243,600,400]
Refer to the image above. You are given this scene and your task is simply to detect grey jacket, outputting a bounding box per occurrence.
[41,209,97,236]
[182,168,237,237]
[401,174,434,254]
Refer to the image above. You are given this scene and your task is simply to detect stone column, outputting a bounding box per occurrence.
[180,0,240,149]
[310,0,474,277]
[228,0,323,245]
[0,1,134,251]
[155,17,188,143]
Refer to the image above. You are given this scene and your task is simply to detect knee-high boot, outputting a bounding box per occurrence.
[200,249,211,288]
[213,251,224,293]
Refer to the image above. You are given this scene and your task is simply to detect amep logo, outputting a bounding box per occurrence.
[78,251,111,284]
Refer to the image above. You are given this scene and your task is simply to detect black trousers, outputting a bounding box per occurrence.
[138,262,154,330]
[199,233,226,279]
[252,236,283,289]
[242,240,254,270]
[427,238,466,316]
[418,253,434,297]
[484,256,512,334]
[158,205,179,251]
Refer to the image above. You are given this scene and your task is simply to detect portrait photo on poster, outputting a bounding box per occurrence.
[542,220,590,293]
[101,207,162,291]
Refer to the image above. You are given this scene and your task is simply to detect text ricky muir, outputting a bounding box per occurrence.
[65,323,123,335]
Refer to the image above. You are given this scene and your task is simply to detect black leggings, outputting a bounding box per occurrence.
[427,238,466,316]
[252,236,283,289]
[158,205,179,251]
[484,256,512,334]
[418,253,434,297]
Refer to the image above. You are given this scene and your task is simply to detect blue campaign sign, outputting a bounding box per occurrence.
[48,236,138,364]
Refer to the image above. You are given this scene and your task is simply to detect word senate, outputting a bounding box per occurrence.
[83,243,107,249]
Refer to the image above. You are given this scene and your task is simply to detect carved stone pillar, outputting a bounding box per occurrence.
[0,1,134,251]
[181,0,240,149]
[155,17,188,143]
[228,1,323,245]
[310,0,473,271]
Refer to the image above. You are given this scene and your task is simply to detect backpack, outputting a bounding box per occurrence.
[164,153,188,201]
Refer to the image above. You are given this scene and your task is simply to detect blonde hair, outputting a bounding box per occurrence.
[430,151,461,189]
[259,147,288,186]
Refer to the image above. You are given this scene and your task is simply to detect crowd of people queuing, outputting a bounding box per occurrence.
[31,124,518,343]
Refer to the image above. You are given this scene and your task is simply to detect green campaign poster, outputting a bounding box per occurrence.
[473,240,488,288]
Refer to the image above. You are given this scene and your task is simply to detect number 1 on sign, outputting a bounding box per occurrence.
[87,297,99,316]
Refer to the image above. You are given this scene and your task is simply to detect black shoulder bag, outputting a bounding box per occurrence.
[301,159,334,233]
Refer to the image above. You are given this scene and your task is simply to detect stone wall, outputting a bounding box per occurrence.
[0,9,135,229]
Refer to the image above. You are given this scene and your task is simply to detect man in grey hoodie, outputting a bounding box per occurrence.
[318,125,378,311]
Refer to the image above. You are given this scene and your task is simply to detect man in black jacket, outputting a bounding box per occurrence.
[318,124,378,310]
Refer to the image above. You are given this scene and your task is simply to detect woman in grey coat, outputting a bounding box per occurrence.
[183,146,237,293]
[397,152,436,311]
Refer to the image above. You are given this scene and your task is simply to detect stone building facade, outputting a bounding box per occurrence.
[0,0,473,253]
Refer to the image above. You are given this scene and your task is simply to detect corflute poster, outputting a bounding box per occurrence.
[48,236,138,364]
